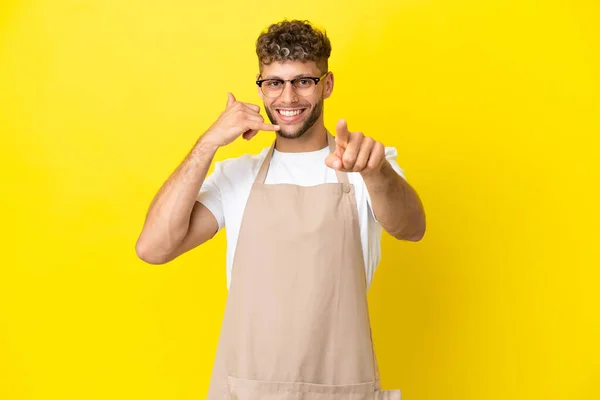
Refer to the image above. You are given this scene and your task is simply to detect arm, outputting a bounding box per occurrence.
[135,140,220,264]
[135,93,280,264]
[361,161,426,241]
[325,119,426,242]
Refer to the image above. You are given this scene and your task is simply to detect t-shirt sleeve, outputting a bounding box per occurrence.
[196,161,225,230]
[365,146,406,224]
[384,147,406,180]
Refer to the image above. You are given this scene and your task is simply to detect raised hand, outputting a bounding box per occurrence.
[325,119,386,174]
[202,93,280,148]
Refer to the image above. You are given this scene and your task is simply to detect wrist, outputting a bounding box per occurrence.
[195,134,221,156]
[197,131,222,151]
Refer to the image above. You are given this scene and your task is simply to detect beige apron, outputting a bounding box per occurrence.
[207,133,401,400]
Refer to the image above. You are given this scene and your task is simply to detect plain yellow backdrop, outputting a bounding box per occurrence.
[1,0,599,399]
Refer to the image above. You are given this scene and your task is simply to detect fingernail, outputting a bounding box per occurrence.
[334,160,341,169]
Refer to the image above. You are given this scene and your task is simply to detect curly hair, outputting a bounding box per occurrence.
[256,20,331,73]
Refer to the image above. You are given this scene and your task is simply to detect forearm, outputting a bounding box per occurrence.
[136,137,218,260]
[361,161,426,241]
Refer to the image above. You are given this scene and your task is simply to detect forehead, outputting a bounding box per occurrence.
[260,60,321,79]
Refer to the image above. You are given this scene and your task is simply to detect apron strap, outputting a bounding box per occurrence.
[328,132,350,185]
[255,132,349,184]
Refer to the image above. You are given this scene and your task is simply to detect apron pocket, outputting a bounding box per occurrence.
[227,376,401,400]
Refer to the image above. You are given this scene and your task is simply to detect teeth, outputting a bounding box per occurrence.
[279,109,303,117]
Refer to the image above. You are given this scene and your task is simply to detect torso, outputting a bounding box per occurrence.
[198,144,405,290]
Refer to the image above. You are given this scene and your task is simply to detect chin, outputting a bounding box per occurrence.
[277,126,306,139]
[266,103,321,140]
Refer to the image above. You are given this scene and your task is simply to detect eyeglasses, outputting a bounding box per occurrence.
[256,72,329,98]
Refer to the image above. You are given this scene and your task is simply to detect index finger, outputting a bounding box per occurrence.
[335,119,350,147]
[248,120,280,132]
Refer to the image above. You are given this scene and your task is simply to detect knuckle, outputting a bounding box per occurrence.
[354,161,366,171]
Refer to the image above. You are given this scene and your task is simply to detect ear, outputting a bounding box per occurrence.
[323,72,334,100]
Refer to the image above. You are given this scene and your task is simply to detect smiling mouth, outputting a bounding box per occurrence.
[276,108,307,118]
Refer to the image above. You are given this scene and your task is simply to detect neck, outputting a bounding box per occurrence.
[274,120,328,153]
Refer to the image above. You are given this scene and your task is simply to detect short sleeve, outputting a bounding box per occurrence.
[196,162,225,230]
[384,147,406,180]
[365,146,406,223]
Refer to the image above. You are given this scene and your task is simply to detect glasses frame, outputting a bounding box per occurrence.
[256,72,329,97]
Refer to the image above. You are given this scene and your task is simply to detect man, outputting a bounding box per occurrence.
[136,20,425,400]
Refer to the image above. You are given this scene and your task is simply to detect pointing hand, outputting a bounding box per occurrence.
[325,119,386,174]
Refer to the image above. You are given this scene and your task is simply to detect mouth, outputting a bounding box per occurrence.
[275,108,307,123]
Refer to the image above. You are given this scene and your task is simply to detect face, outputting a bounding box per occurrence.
[258,61,333,139]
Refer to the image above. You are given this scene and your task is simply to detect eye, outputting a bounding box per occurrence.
[296,79,312,87]
[265,80,282,87]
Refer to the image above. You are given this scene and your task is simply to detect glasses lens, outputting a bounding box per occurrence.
[293,78,316,96]
[261,80,283,97]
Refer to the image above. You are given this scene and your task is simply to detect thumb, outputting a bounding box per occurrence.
[227,92,236,108]
[325,153,343,171]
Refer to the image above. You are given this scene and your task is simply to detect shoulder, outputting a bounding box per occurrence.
[212,146,270,183]
[383,146,398,159]
[383,146,405,179]
[217,146,269,171]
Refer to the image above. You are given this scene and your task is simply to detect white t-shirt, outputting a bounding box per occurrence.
[196,144,406,290]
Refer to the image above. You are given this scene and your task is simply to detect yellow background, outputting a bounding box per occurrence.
[1,0,599,399]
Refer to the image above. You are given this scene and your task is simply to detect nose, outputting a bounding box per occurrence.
[279,81,298,104]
